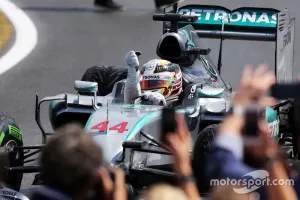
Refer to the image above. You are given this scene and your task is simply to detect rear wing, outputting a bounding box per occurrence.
[158,4,295,83]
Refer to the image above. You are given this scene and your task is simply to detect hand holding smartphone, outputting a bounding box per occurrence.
[242,103,265,145]
[160,107,177,144]
[243,103,260,137]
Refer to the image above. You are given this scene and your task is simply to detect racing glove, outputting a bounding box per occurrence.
[125,50,142,104]
[142,91,167,106]
[125,50,140,84]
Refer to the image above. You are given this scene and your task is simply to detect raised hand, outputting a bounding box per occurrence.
[125,50,139,69]
[233,64,276,107]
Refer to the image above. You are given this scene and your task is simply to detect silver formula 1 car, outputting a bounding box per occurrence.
[0,2,296,198]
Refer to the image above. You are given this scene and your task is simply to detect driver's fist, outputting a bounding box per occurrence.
[125,51,139,68]
[142,92,167,106]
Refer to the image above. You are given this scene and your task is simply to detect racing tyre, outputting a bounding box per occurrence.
[192,124,218,195]
[81,65,128,96]
[0,113,23,191]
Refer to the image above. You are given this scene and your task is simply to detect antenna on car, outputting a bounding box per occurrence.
[217,14,231,73]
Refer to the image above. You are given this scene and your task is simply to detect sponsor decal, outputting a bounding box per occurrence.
[8,125,22,142]
[178,8,277,27]
[145,64,155,70]
[145,59,164,70]
[143,75,160,80]
[155,66,164,72]
[157,60,170,66]
[281,27,292,52]
[188,85,197,99]
[268,119,279,140]
[0,189,17,197]
[155,65,179,73]
[143,74,172,80]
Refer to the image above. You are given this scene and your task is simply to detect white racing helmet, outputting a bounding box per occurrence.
[140,59,182,99]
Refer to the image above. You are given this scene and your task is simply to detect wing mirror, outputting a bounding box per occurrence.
[74,80,99,109]
[74,80,98,93]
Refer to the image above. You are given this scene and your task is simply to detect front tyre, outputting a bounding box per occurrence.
[192,124,218,195]
[0,113,23,191]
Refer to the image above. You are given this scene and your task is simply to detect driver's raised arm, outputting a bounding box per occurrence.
[124,50,142,104]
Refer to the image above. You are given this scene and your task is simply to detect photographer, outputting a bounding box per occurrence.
[31,123,126,200]
[206,65,298,200]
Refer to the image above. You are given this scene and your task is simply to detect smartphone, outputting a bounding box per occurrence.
[243,103,261,144]
[160,108,177,144]
[270,83,300,99]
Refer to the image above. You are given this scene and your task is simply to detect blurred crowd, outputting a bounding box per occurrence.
[11,65,299,200]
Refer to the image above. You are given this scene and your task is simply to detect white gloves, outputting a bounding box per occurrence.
[124,50,166,106]
[125,50,141,85]
[142,91,167,106]
[125,50,139,68]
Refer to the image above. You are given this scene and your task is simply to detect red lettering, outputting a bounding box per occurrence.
[91,121,108,132]
[109,122,128,133]
[91,121,128,134]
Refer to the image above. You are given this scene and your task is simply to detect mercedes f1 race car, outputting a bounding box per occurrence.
[0,3,296,199]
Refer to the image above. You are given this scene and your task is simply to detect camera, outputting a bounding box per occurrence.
[86,164,135,200]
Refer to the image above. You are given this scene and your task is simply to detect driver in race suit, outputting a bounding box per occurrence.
[124,50,183,106]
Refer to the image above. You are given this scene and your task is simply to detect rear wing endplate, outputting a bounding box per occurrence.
[160,4,295,83]
[276,10,295,82]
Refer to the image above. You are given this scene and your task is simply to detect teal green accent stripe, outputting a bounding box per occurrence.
[50,100,55,111]
[0,132,4,145]
[266,107,278,123]
[125,111,160,140]
[122,104,147,109]
[74,86,97,92]
[198,92,223,98]
[182,29,196,47]
[85,112,97,131]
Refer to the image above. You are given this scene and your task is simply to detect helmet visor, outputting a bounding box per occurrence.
[140,79,171,90]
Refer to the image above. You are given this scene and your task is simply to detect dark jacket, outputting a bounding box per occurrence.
[30,186,72,200]
[206,134,300,199]
[206,135,266,199]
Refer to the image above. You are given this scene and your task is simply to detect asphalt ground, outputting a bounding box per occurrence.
[0,0,300,195]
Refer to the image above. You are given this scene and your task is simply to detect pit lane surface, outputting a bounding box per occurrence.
[0,0,299,193]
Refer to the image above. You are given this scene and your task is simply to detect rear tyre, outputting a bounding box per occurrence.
[0,113,23,191]
[81,66,128,96]
[192,124,218,195]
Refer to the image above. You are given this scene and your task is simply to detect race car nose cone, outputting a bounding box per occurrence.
[92,134,127,162]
